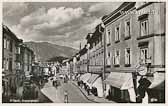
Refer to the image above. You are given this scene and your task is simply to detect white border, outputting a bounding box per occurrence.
[0,0,167,106]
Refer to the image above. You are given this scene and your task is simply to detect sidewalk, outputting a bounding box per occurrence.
[40,79,62,103]
[71,81,116,103]
[41,79,92,103]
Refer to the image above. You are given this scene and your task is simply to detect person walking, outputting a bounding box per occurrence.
[86,85,90,95]
[64,90,68,103]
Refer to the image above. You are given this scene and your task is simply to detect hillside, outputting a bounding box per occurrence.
[24,41,78,61]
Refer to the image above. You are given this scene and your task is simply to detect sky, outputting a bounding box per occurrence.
[3,2,122,49]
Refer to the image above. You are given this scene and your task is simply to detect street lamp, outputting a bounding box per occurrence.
[99,20,106,96]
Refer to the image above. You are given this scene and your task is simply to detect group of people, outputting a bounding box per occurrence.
[77,80,91,95]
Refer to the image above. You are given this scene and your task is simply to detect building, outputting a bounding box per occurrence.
[20,44,35,81]
[2,24,23,99]
[102,2,165,103]
[77,45,88,74]
[73,2,165,103]
[77,25,105,97]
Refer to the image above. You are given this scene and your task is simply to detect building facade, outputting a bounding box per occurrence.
[103,2,165,103]
[2,25,23,98]
[2,25,36,101]
[74,2,165,103]
[20,44,35,81]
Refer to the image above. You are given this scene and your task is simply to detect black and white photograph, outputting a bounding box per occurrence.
[1,0,166,104]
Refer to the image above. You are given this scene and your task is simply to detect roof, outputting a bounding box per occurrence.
[102,2,136,25]
[3,24,22,42]
[87,24,102,44]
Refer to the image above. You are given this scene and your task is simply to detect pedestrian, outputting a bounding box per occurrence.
[64,90,68,103]
[86,85,90,95]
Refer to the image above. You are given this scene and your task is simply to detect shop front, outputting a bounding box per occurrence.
[87,74,103,97]
[148,72,165,103]
[79,73,92,89]
[104,72,136,102]
[136,71,165,103]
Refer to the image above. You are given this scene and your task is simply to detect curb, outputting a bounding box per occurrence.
[71,82,100,103]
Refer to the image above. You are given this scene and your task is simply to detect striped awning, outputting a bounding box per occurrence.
[80,73,91,83]
[104,72,134,90]
[87,74,99,84]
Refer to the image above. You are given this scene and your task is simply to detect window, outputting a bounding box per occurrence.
[16,62,21,70]
[10,40,13,52]
[115,25,120,42]
[114,50,120,65]
[106,29,111,45]
[3,58,6,69]
[3,38,6,49]
[125,48,131,65]
[125,20,131,38]
[140,48,148,64]
[106,52,111,65]
[16,46,20,54]
[6,58,9,70]
[9,58,12,72]
[140,19,148,36]
[6,40,10,50]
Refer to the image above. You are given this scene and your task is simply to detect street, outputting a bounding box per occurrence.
[41,78,92,103]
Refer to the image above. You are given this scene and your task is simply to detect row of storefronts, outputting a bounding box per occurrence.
[62,2,165,103]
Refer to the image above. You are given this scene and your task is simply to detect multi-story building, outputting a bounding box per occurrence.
[77,25,105,97]
[103,2,165,103]
[74,2,165,103]
[2,25,23,98]
[77,45,88,74]
[21,44,35,80]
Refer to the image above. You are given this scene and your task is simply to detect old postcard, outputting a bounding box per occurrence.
[1,0,166,104]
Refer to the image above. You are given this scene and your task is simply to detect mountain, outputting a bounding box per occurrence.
[24,41,78,61]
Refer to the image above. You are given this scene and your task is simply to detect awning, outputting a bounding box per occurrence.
[104,72,134,90]
[149,72,165,90]
[92,77,103,97]
[87,74,99,84]
[80,73,91,83]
